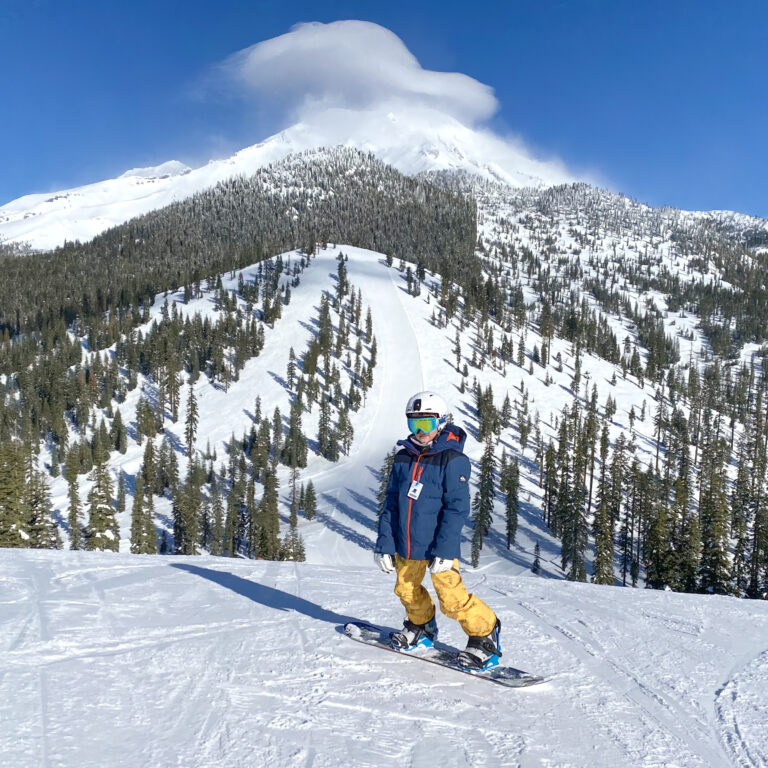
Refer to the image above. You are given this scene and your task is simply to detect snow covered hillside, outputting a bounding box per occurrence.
[33,242,689,580]
[36,245,551,572]
[2,548,768,767]
[0,107,573,251]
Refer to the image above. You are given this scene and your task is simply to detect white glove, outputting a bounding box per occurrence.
[429,557,453,574]
[375,553,395,573]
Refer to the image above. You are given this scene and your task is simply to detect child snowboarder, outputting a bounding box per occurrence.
[374,390,502,669]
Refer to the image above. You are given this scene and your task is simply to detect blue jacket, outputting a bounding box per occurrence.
[375,424,471,561]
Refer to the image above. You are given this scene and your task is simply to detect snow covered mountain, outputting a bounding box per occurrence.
[0,106,574,251]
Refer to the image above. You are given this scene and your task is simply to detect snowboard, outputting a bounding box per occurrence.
[343,621,545,688]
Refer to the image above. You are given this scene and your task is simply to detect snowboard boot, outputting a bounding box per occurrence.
[390,615,438,650]
[457,618,502,670]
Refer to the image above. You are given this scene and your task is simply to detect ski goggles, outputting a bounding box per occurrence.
[407,415,439,435]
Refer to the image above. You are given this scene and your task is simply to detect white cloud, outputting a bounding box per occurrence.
[217,20,498,126]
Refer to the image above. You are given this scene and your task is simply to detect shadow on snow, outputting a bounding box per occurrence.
[171,562,361,628]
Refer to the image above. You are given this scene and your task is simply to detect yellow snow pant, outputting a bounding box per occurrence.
[393,555,496,637]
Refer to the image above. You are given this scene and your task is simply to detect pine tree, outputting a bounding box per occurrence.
[543,442,558,531]
[223,477,240,557]
[64,445,84,550]
[286,347,297,389]
[185,385,199,458]
[699,424,732,594]
[24,459,60,549]
[85,455,118,551]
[665,409,696,588]
[257,470,281,559]
[731,426,753,594]
[130,473,146,554]
[592,426,614,585]
[644,492,673,590]
[501,453,519,548]
[454,329,462,371]
[210,475,224,556]
[111,408,127,454]
[318,395,332,459]
[142,439,157,508]
[304,480,317,521]
[116,471,126,516]
[377,449,396,517]
[471,438,495,567]
[176,462,201,556]
[532,542,541,575]
[271,407,283,468]
[337,407,354,454]
[280,402,308,468]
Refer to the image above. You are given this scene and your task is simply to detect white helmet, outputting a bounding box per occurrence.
[406,391,448,419]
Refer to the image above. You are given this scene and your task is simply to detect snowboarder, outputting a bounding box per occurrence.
[374,391,502,669]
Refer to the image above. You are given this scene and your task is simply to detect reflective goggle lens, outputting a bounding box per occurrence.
[408,416,438,434]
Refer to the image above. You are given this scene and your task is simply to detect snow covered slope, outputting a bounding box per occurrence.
[2,548,768,767]
[0,106,574,251]
[41,243,661,578]
[38,240,732,580]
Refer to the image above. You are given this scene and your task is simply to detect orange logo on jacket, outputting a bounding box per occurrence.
[446,432,460,442]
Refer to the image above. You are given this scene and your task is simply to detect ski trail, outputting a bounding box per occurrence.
[33,564,52,768]
[302,250,426,565]
[510,596,732,767]
[715,650,768,767]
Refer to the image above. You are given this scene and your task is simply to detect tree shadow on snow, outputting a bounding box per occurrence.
[315,508,375,550]
[321,492,377,533]
[345,489,379,518]
[171,563,361,629]
[268,370,289,391]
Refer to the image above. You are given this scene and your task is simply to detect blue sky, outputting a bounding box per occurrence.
[2,0,766,216]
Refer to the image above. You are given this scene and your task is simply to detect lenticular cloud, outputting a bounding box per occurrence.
[220,20,499,126]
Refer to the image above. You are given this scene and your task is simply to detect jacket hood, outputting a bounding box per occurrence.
[399,423,467,454]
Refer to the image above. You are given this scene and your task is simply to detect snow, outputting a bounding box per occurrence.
[118,161,192,180]
[2,548,768,767]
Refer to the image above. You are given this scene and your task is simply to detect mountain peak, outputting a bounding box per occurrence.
[0,106,575,251]
[118,160,192,180]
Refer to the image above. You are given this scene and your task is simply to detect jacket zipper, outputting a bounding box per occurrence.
[406,456,427,560]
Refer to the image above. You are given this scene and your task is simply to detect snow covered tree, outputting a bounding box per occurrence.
[85,455,118,551]
[130,473,156,555]
[24,459,60,549]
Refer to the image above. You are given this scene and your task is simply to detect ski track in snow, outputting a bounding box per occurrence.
[2,551,768,767]
[716,650,768,767]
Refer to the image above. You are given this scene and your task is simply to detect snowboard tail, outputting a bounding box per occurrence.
[343,621,545,688]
